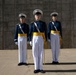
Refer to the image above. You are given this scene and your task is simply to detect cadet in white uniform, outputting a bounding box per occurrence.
[29,9,47,73]
[14,13,29,66]
[47,12,62,64]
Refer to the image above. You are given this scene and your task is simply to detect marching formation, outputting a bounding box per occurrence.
[14,9,62,74]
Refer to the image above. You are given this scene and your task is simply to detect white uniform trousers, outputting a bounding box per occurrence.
[18,36,27,63]
[50,34,60,62]
[32,36,44,70]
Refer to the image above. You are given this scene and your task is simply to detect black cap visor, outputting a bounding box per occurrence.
[52,14,58,17]
[35,12,41,15]
[19,16,25,18]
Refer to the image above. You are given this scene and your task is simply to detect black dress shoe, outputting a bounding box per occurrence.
[18,63,23,66]
[52,61,56,64]
[34,70,39,73]
[23,63,28,65]
[55,62,59,64]
[52,61,59,64]
[40,70,45,73]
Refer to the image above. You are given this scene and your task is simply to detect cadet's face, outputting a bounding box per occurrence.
[35,15,42,20]
[52,16,57,21]
[19,18,26,23]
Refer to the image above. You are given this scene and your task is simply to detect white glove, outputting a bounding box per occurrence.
[30,41,32,46]
[15,42,18,45]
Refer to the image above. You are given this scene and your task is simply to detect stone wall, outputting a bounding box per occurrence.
[0,0,76,49]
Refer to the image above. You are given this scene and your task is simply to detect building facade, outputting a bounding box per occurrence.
[0,0,76,49]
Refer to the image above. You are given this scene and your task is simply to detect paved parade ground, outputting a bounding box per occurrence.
[0,49,76,75]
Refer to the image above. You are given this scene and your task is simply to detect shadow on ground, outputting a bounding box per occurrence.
[44,62,76,65]
[44,69,76,72]
[28,62,76,65]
